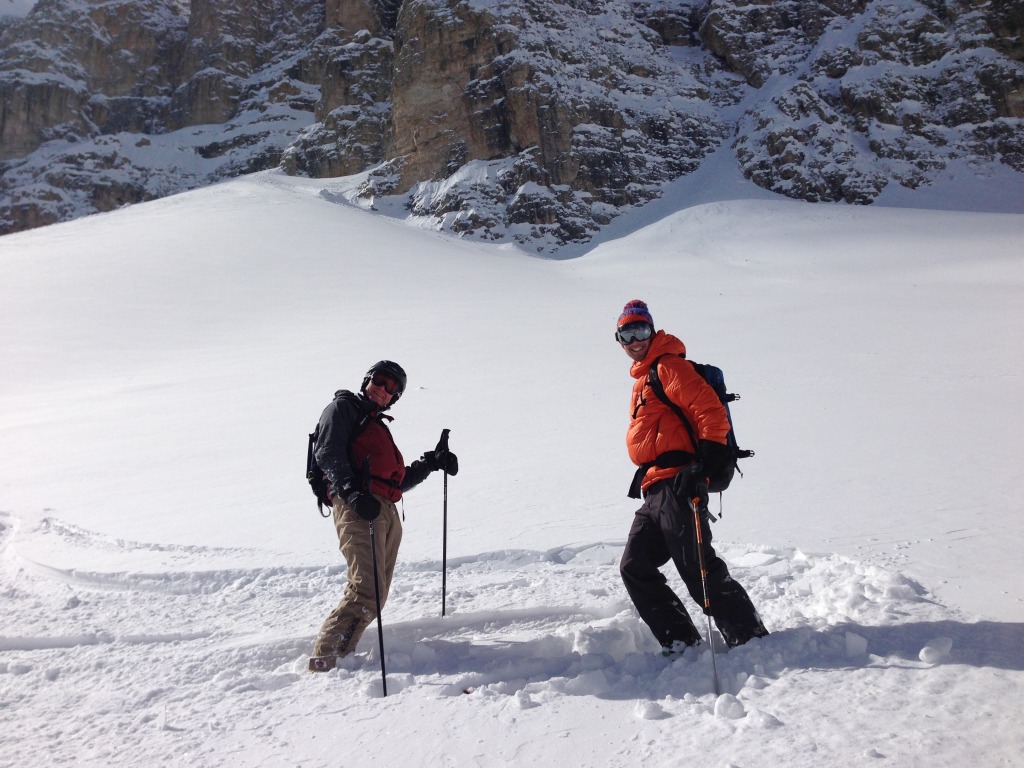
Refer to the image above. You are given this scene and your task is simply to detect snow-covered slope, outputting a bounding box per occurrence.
[1,171,1023,766]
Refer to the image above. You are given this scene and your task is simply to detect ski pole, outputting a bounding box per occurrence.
[364,457,387,696]
[692,483,721,696]
[438,428,451,617]
[368,518,387,697]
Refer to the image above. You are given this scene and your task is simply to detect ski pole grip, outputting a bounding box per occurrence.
[435,428,451,459]
[434,429,456,475]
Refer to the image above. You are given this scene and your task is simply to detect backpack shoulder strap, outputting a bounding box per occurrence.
[647,354,700,454]
[625,354,703,499]
[333,391,382,468]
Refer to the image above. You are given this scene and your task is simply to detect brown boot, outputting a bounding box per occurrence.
[308,655,337,673]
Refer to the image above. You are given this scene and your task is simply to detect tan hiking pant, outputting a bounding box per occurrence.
[312,493,403,658]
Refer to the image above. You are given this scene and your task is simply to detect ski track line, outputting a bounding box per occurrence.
[0,630,214,652]
[12,555,348,595]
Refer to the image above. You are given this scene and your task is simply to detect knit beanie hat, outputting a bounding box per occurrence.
[617,299,654,330]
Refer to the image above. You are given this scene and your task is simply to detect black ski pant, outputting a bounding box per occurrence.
[620,481,765,649]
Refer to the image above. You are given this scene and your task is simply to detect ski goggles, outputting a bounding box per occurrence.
[615,322,653,345]
[371,372,402,395]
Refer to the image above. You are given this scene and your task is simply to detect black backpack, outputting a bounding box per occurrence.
[305,391,373,517]
[628,354,754,498]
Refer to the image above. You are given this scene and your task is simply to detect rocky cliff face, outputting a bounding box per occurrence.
[2,0,1022,245]
[350,0,728,244]
[718,0,1024,203]
[0,0,326,231]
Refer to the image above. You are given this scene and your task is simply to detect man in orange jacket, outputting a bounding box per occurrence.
[616,300,768,654]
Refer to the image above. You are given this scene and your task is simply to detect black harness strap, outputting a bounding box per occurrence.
[627,449,696,499]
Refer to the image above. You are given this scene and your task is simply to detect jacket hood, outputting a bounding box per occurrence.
[629,331,687,379]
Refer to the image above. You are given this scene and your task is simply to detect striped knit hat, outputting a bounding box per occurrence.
[617,299,654,330]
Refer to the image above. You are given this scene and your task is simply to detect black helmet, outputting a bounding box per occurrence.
[361,360,407,405]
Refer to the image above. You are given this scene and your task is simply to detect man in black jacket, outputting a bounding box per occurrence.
[309,360,457,672]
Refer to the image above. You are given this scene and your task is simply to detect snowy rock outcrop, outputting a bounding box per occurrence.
[0,0,326,232]
[1,0,1022,244]
[340,0,728,244]
[726,0,1024,203]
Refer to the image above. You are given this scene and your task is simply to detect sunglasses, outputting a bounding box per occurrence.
[615,322,653,345]
[370,372,401,395]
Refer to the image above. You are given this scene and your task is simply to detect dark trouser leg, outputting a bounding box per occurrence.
[647,484,768,648]
[620,507,701,649]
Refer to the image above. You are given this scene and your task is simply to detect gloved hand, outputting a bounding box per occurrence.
[345,490,380,521]
[691,479,709,514]
[671,469,708,512]
[434,432,459,476]
[698,439,733,482]
[423,449,459,476]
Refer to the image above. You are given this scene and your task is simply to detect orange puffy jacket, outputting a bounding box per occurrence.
[626,331,732,491]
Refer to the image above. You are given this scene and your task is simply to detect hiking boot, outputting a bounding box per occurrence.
[661,639,699,658]
[722,622,769,649]
[308,655,337,673]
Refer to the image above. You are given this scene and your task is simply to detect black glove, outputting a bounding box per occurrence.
[672,469,708,511]
[436,448,459,476]
[423,449,459,476]
[698,440,733,483]
[345,490,380,521]
[434,432,459,476]
[692,478,709,513]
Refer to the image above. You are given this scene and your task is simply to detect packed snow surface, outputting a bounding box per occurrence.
[1,168,1023,767]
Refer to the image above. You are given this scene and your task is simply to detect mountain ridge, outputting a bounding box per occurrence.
[1,0,1021,247]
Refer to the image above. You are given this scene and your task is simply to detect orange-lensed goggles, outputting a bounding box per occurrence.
[370,372,402,395]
